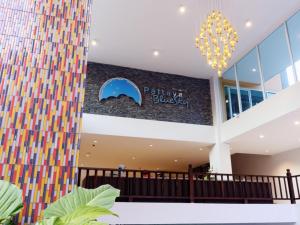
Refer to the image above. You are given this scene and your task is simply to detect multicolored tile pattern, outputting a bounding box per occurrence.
[0,0,91,224]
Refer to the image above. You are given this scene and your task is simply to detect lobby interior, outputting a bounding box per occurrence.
[76,2,300,224]
[2,0,300,224]
[80,0,300,176]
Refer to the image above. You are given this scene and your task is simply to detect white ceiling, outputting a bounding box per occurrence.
[79,133,211,171]
[88,0,300,79]
[228,108,300,155]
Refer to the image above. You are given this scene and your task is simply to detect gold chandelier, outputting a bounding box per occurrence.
[195,10,238,77]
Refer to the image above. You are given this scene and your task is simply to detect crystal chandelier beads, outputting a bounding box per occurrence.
[195,10,238,77]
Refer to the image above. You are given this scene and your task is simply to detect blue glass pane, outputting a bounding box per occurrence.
[250,90,263,106]
[236,48,263,110]
[223,66,238,120]
[240,90,250,111]
[236,48,261,84]
[230,88,239,117]
[287,11,300,80]
[259,25,294,96]
[224,87,231,120]
[259,25,291,82]
[223,66,235,81]
[287,11,300,61]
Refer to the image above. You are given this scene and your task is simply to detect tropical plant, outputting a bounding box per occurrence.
[0,180,23,225]
[36,184,120,225]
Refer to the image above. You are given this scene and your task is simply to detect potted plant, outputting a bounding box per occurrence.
[0,179,120,225]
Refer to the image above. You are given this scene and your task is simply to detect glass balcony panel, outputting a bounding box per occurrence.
[222,66,239,120]
[224,87,231,120]
[230,88,239,118]
[287,10,300,80]
[236,48,263,111]
[259,25,293,97]
[240,90,250,111]
[250,90,264,106]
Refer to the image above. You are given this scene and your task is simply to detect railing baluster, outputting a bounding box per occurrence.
[261,176,266,198]
[283,177,289,199]
[86,169,90,188]
[214,174,218,198]
[272,177,278,199]
[168,172,171,197]
[221,174,224,197]
[93,169,97,188]
[155,172,158,197]
[255,176,259,199]
[188,165,194,203]
[244,175,248,200]
[249,175,253,199]
[238,175,242,200]
[232,174,236,198]
[148,171,151,197]
[278,177,283,199]
[295,176,300,199]
[77,167,81,187]
[286,169,296,204]
[175,173,179,197]
[266,176,271,199]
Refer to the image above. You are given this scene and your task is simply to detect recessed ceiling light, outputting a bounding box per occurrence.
[174,159,178,163]
[199,148,203,151]
[252,68,257,72]
[245,20,253,28]
[91,39,97,46]
[153,50,160,57]
[294,121,300,125]
[259,134,264,139]
[178,5,186,14]
[132,156,136,160]
[85,152,91,157]
[149,144,153,147]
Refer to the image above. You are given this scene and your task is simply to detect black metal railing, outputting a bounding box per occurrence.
[78,166,298,204]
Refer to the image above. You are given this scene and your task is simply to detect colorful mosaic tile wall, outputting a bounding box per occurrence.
[0,0,91,224]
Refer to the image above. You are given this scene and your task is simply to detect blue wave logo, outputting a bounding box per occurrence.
[99,77,142,105]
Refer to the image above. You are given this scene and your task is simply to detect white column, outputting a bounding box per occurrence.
[209,142,232,174]
[209,76,232,173]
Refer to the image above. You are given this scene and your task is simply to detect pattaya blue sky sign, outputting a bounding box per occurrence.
[99,77,142,105]
[99,77,189,108]
[144,87,189,108]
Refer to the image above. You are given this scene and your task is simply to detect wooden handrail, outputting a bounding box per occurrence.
[77,167,299,204]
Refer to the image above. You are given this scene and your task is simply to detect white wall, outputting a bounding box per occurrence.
[296,204,300,225]
[82,113,215,144]
[101,202,297,224]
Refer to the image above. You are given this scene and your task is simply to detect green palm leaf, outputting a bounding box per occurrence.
[44,185,119,218]
[0,180,23,224]
[38,185,120,225]
[59,205,117,225]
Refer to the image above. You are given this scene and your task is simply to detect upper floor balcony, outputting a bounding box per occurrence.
[221,10,300,122]
[78,166,300,205]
